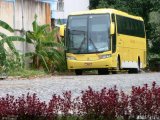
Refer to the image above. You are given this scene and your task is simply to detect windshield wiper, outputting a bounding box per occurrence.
[88,38,98,52]
[68,29,86,53]
[77,36,86,53]
[77,38,99,53]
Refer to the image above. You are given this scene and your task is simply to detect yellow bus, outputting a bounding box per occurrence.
[65,8,146,75]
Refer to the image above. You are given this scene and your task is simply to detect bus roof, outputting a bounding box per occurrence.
[70,8,143,21]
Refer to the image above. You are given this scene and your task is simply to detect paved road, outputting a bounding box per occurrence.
[0,72,160,102]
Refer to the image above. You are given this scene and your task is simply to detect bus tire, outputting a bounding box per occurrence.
[128,68,137,74]
[75,69,83,75]
[112,71,118,74]
[98,68,109,75]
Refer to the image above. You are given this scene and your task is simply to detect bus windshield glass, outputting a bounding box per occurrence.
[67,14,110,54]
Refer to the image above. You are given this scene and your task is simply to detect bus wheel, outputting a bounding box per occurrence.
[75,69,83,75]
[128,68,140,74]
[128,68,137,74]
[112,71,118,74]
[98,68,109,75]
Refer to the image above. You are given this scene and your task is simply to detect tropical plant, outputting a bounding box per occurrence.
[0,20,25,72]
[26,15,66,73]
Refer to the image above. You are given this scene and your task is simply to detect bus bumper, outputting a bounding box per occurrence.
[67,58,113,70]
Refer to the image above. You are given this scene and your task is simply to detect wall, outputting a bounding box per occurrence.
[0,1,14,36]
[14,0,49,31]
[0,0,51,53]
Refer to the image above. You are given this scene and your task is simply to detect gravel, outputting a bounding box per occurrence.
[0,72,160,102]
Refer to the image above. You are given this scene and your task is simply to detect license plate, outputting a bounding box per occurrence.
[84,62,92,66]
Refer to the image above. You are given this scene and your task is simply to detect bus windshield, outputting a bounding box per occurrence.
[67,14,110,54]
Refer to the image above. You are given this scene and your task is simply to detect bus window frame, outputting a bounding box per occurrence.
[116,15,145,38]
[111,13,117,53]
[66,13,112,54]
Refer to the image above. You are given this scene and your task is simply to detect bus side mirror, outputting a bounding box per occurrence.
[110,22,115,35]
[59,24,66,37]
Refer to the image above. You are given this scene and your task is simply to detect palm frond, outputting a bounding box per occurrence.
[48,49,66,71]
[39,50,48,57]
[0,36,25,44]
[6,40,19,56]
[0,36,25,62]
[41,41,64,48]
[26,31,34,43]
[48,49,65,63]
[0,45,7,66]
[32,15,38,33]
[0,45,6,54]
[0,20,14,32]
[0,32,7,38]
[38,54,49,72]
[37,24,50,35]
[45,28,58,42]
[25,52,35,57]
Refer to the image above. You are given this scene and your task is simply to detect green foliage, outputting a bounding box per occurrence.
[0,32,7,38]
[97,0,108,8]
[0,20,25,72]
[9,69,47,78]
[0,20,14,32]
[147,12,160,69]
[149,12,160,56]
[26,15,66,73]
[90,0,160,25]
[89,0,100,9]
[4,53,24,71]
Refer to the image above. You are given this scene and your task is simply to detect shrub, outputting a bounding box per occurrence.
[130,81,160,120]
[0,82,160,120]
[78,86,119,120]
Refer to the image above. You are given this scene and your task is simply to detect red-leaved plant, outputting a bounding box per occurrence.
[0,82,159,120]
[130,81,160,120]
[77,86,120,120]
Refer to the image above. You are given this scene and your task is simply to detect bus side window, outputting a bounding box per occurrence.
[111,14,116,53]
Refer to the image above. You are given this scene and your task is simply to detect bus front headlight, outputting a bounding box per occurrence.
[67,56,76,60]
[99,54,111,59]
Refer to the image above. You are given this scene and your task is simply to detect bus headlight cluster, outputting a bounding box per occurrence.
[67,56,76,60]
[99,54,111,59]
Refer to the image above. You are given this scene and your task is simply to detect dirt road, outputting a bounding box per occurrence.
[0,72,159,102]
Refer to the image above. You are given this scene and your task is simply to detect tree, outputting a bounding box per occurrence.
[26,15,66,73]
[148,12,160,57]
[89,0,100,9]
